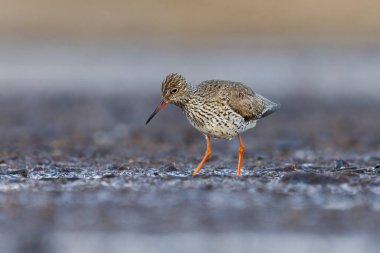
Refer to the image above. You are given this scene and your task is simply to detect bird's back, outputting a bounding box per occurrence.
[194,80,280,121]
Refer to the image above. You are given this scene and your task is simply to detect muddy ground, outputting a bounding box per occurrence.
[0,93,380,252]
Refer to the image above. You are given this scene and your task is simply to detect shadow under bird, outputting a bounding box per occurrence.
[146,73,280,176]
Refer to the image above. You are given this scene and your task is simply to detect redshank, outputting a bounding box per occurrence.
[146,73,280,176]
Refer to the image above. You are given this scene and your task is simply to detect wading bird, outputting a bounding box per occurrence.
[146,73,279,176]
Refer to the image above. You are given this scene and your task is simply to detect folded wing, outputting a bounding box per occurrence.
[227,83,280,121]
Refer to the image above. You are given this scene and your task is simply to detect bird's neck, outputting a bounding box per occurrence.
[180,91,205,114]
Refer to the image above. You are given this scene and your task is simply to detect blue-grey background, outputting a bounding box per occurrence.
[1,1,380,253]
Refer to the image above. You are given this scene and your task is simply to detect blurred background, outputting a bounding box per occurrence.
[1,1,380,253]
[1,0,380,97]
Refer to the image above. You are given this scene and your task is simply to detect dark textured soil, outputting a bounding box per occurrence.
[0,93,380,252]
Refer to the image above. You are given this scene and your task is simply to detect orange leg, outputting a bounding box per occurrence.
[237,134,244,176]
[192,135,211,176]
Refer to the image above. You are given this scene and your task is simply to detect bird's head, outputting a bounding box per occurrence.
[161,73,192,105]
[146,73,192,125]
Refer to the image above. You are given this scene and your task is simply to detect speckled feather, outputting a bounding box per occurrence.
[160,73,280,139]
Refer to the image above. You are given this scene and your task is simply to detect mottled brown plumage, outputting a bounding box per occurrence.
[146,73,280,176]
[197,80,274,121]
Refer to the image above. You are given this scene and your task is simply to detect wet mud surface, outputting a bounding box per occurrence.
[0,93,380,251]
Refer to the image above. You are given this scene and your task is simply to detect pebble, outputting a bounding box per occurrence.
[6,169,28,177]
[164,163,178,172]
[334,159,350,169]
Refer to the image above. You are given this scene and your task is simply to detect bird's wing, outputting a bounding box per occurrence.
[196,80,279,121]
[226,83,279,121]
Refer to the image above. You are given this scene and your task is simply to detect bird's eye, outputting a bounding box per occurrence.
[171,88,178,94]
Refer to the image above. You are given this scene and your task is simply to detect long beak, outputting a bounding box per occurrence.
[145,100,168,125]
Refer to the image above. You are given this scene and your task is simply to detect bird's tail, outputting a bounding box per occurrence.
[260,95,281,118]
